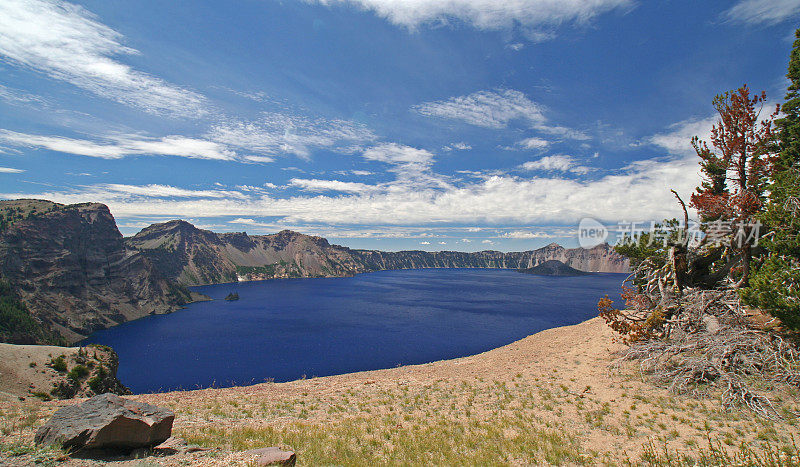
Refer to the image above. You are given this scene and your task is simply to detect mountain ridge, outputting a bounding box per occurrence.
[126,217,629,286]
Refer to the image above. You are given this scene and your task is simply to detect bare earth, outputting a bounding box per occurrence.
[0,344,81,401]
[2,317,798,465]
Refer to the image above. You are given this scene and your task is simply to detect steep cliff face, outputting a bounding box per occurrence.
[0,201,190,343]
[350,243,628,273]
[126,220,629,286]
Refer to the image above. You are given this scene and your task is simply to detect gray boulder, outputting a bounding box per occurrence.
[244,447,297,466]
[35,393,174,450]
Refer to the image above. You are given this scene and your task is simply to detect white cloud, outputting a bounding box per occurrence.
[243,155,276,164]
[521,155,592,174]
[306,0,632,33]
[96,184,247,199]
[414,89,546,129]
[351,170,373,176]
[0,130,236,160]
[500,230,550,239]
[2,148,700,227]
[413,89,588,140]
[0,0,206,116]
[229,218,257,224]
[442,142,472,151]
[0,84,48,107]
[482,240,494,244]
[420,241,431,245]
[723,0,800,25]
[207,113,376,159]
[516,137,550,150]
[0,167,24,173]
[648,116,715,156]
[507,43,525,51]
[289,178,373,193]
[362,143,434,165]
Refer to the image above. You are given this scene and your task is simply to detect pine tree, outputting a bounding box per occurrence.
[742,29,800,329]
[689,85,778,287]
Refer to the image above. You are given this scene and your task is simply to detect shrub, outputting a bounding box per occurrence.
[88,366,108,394]
[49,356,67,373]
[67,364,90,382]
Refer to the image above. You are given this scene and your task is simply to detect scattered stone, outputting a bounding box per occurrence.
[153,436,209,455]
[244,447,297,466]
[35,393,174,451]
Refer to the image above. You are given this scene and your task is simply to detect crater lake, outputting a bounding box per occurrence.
[83,269,626,393]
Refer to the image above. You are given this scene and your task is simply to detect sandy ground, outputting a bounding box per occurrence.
[2,317,799,466]
[0,344,81,401]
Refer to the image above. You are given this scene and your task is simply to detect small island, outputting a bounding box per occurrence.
[519,260,589,276]
[224,292,240,301]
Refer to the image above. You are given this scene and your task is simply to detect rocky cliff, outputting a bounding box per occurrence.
[126,221,367,284]
[0,200,193,343]
[125,220,629,286]
[350,243,628,275]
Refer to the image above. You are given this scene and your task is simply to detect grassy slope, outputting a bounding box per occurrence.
[1,317,799,466]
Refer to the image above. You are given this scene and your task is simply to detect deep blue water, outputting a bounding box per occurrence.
[83,269,625,394]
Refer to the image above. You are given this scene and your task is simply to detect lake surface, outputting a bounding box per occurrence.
[84,269,625,394]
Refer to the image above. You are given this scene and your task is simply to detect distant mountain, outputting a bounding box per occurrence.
[0,199,629,343]
[126,221,629,286]
[125,221,368,284]
[350,243,627,276]
[519,260,589,276]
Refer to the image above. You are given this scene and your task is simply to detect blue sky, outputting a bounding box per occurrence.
[0,0,798,251]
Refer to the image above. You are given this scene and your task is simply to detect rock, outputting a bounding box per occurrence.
[244,447,297,466]
[153,436,208,455]
[35,393,174,451]
[519,259,590,276]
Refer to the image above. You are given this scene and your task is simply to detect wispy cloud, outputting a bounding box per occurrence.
[723,0,800,25]
[413,89,546,129]
[500,230,557,239]
[648,116,715,156]
[362,143,434,165]
[520,155,592,174]
[0,84,48,107]
[97,183,248,199]
[289,178,374,193]
[0,0,207,116]
[413,89,588,140]
[442,142,472,151]
[0,167,25,173]
[506,136,551,150]
[306,0,632,35]
[0,130,236,160]
[207,113,376,159]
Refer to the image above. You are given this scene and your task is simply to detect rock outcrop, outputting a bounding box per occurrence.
[0,200,194,343]
[519,260,589,276]
[35,393,174,450]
